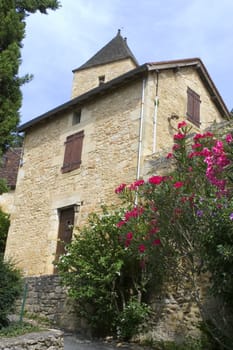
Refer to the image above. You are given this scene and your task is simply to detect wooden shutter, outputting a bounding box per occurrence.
[54,206,75,273]
[61,130,84,173]
[187,88,201,126]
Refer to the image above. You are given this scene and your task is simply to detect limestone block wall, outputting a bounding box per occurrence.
[19,275,67,324]
[142,67,224,159]
[0,330,63,350]
[5,80,143,276]
[71,58,137,98]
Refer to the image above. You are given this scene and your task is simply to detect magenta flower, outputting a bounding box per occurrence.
[226,133,233,144]
[126,232,133,240]
[174,133,185,140]
[138,244,146,253]
[115,183,126,194]
[173,181,184,188]
[178,121,187,129]
[116,220,125,228]
[152,239,161,246]
[229,213,233,221]
[148,175,164,185]
[166,152,173,159]
[129,179,145,190]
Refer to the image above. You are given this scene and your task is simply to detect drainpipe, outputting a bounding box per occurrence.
[153,71,159,154]
[136,78,146,181]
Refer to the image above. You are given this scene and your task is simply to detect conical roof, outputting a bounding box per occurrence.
[74,30,138,71]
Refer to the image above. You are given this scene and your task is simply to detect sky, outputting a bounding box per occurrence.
[19,0,233,125]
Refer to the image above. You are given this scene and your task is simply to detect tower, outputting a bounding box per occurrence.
[71,30,138,98]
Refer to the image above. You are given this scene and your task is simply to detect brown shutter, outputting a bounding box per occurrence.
[61,130,84,173]
[187,88,201,126]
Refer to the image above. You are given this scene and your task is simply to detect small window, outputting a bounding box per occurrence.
[61,130,84,173]
[72,109,81,125]
[187,87,201,126]
[98,75,105,85]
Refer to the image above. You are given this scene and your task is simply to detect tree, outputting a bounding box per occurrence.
[0,0,60,153]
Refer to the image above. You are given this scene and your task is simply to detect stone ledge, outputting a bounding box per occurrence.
[0,329,64,350]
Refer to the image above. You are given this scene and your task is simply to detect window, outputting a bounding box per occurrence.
[54,206,75,273]
[61,130,84,173]
[98,75,105,85]
[187,87,201,126]
[72,109,81,125]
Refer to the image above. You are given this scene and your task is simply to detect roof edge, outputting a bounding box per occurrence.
[18,64,148,132]
[147,58,230,118]
[72,56,139,73]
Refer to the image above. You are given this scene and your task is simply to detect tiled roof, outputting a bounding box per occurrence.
[73,30,138,72]
[0,148,22,189]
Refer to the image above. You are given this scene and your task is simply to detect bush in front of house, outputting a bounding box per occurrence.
[58,122,233,347]
[0,255,22,328]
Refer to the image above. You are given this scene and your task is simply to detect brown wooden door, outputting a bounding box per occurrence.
[54,207,74,272]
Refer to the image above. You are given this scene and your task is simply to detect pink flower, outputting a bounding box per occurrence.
[192,143,202,149]
[124,207,144,221]
[125,232,133,247]
[172,144,180,151]
[174,133,185,140]
[152,239,161,246]
[126,232,133,240]
[173,181,184,188]
[149,227,159,235]
[129,179,145,190]
[166,152,173,159]
[116,220,125,228]
[138,244,146,253]
[115,183,126,194]
[148,175,164,185]
[193,132,214,141]
[226,133,233,144]
[178,121,187,129]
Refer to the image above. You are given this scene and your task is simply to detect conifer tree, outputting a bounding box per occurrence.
[0,0,60,153]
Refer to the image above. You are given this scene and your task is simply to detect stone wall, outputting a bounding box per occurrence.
[18,275,82,333]
[72,58,136,98]
[20,275,66,324]
[0,330,63,350]
[5,64,226,276]
[5,80,143,276]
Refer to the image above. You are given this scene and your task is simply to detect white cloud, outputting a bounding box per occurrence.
[19,0,233,123]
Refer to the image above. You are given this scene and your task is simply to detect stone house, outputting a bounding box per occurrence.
[4,30,230,277]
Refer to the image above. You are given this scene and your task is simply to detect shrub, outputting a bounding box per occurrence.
[0,256,22,328]
[56,207,155,338]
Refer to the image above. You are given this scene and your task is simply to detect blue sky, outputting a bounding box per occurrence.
[19,0,233,124]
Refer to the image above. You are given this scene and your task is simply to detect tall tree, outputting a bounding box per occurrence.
[0,0,60,153]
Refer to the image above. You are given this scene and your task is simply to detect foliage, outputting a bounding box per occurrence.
[0,208,10,253]
[0,0,60,153]
[0,255,23,328]
[0,321,41,338]
[115,121,233,347]
[58,121,233,346]
[56,207,153,338]
[142,336,214,350]
[116,297,150,340]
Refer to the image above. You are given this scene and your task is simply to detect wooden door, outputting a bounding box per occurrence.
[54,207,74,272]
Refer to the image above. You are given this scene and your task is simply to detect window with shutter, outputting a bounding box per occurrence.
[61,130,84,173]
[187,87,201,127]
